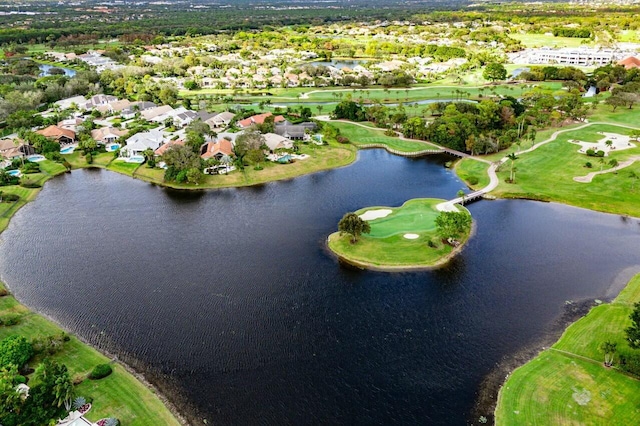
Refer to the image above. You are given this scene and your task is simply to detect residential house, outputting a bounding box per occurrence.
[205,111,235,130]
[200,138,234,160]
[54,96,87,111]
[141,105,174,121]
[274,121,316,140]
[121,101,158,119]
[263,133,294,152]
[83,94,119,110]
[96,99,132,115]
[121,128,166,157]
[91,127,128,145]
[237,112,285,129]
[36,125,76,145]
[618,56,640,69]
[154,139,185,156]
[58,117,85,132]
[0,139,34,160]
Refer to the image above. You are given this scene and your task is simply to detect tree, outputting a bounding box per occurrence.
[626,302,640,349]
[483,63,507,82]
[0,335,33,369]
[599,340,617,367]
[629,171,639,191]
[507,153,518,183]
[435,211,472,242]
[338,212,371,243]
[457,189,466,205]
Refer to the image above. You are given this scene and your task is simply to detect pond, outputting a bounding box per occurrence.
[1,151,639,425]
[38,64,77,77]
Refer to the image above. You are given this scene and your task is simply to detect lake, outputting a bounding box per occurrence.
[308,59,370,69]
[1,151,639,425]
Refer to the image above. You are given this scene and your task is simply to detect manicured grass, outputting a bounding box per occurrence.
[491,123,640,217]
[328,121,438,152]
[107,160,141,176]
[327,198,470,269]
[0,282,180,426]
[496,274,640,425]
[134,141,356,189]
[454,159,491,190]
[509,32,595,48]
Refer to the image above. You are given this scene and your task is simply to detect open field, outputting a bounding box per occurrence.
[496,274,640,425]
[0,282,181,426]
[134,141,356,189]
[328,198,470,269]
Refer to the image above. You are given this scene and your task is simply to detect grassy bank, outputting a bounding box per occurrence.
[327,198,470,270]
[0,282,181,425]
[328,121,438,153]
[496,274,640,425]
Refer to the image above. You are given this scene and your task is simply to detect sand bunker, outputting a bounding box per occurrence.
[570,132,636,157]
[359,209,392,221]
[403,233,420,240]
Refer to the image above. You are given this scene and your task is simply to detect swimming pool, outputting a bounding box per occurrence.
[127,155,145,163]
[7,169,21,177]
[106,143,120,152]
[60,146,75,154]
[27,155,46,162]
[277,155,292,164]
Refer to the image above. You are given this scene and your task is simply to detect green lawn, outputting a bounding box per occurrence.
[509,32,595,48]
[496,274,640,425]
[454,159,491,190]
[328,198,470,268]
[328,121,438,152]
[0,282,180,426]
[490,123,640,217]
[107,160,141,176]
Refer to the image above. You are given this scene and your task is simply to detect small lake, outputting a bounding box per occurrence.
[1,151,639,425]
[38,64,77,77]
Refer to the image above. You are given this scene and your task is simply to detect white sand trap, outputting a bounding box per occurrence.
[403,233,419,240]
[359,209,392,221]
[570,132,636,157]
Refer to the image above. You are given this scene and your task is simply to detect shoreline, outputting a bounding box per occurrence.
[0,280,189,425]
[326,202,475,272]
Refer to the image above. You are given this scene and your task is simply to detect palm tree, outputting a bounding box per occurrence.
[599,340,617,367]
[609,158,619,172]
[457,189,466,205]
[507,153,518,183]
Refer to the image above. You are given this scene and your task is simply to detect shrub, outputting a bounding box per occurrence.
[427,240,437,248]
[20,179,42,188]
[89,363,113,380]
[0,193,20,202]
[0,335,33,368]
[1,314,20,326]
[20,162,40,174]
[336,135,350,144]
[86,153,93,164]
[0,287,8,297]
[467,176,479,185]
[619,352,640,376]
[585,162,592,168]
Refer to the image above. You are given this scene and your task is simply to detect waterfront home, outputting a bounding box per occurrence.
[0,139,34,160]
[237,112,285,129]
[274,121,316,140]
[205,111,235,129]
[200,138,234,160]
[154,139,185,156]
[58,117,85,132]
[121,128,166,157]
[91,127,128,145]
[263,133,294,152]
[36,125,76,145]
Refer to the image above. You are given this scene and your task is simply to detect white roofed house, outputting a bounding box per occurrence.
[263,133,294,152]
[91,127,128,145]
[204,111,235,130]
[120,128,166,158]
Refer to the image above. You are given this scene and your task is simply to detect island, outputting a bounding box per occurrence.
[327,198,472,271]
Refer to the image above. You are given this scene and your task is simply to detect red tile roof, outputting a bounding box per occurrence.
[155,139,185,156]
[36,125,75,142]
[237,112,285,128]
[201,139,233,159]
[618,56,640,69]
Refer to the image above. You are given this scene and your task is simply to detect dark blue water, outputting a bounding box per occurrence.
[1,150,639,425]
